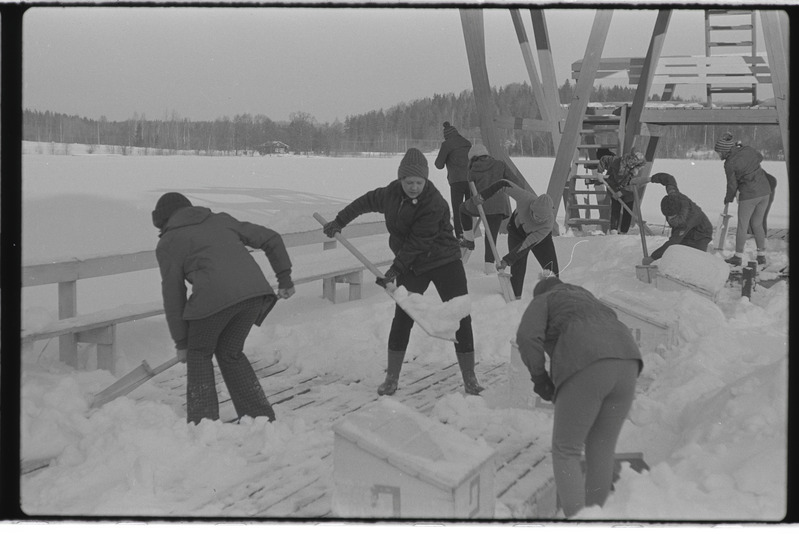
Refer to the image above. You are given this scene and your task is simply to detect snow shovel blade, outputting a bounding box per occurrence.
[313,212,456,342]
[467,182,515,304]
[714,204,732,251]
[90,356,181,410]
[496,269,516,302]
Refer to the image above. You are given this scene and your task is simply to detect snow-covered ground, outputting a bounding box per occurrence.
[16,144,789,523]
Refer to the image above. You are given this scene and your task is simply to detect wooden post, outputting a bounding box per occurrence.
[460,9,533,196]
[58,280,78,368]
[760,10,789,171]
[546,10,613,215]
[529,9,563,152]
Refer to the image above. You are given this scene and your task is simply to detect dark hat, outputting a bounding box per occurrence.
[468,143,489,160]
[533,275,563,297]
[714,132,735,155]
[397,148,429,180]
[443,121,458,139]
[152,192,192,229]
[660,195,680,217]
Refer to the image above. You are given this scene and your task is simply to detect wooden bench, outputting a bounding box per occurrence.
[20,220,391,372]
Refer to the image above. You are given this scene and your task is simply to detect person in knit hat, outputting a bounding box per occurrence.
[714,132,773,267]
[596,150,647,234]
[461,177,559,299]
[323,148,483,397]
[636,173,713,265]
[435,122,473,248]
[516,275,642,517]
[466,143,530,274]
[153,192,295,424]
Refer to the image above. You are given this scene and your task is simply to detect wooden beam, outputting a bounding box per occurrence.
[529,9,563,152]
[760,10,789,171]
[623,10,671,153]
[494,115,554,133]
[546,10,613,214]
[510,9,550,125]
[640,107,779,125]
[461,9,532,194]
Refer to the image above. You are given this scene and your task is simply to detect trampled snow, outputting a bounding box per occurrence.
[17,144,789,523]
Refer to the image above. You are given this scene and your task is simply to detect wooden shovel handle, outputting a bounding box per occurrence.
[313,213,387,279]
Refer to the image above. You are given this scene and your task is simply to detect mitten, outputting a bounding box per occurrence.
[641,256,654,266]
[376,265,400,288]
[502,249,522,266]
[323,219,344,238]
[531,372,555,402]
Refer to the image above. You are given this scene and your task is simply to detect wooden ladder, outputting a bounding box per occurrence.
[563,105,627,234]
[704,9,758,105]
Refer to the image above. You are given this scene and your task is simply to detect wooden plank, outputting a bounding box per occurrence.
[22,301,165,342]
[641,107,778,125]
[494,115,552,133]
[529,9,563,151]
[546,10,613,217]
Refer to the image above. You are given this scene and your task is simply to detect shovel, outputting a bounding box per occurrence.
[596,175,654,237]
[468,182,516,303]
[313,212,457,342]
[90,355,181,410]
[714,203,732,251]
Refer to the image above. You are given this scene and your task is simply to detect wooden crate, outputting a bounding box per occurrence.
[332,398,497,519]
[600,291,678,355]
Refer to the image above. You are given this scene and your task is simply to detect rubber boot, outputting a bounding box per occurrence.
[378,350,405,396]
[456,352,484,395]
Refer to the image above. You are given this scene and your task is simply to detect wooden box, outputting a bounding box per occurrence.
[600,291,678,355]
[332,398,497,519]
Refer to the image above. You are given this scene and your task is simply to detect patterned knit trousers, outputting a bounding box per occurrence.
[185,296,275,424]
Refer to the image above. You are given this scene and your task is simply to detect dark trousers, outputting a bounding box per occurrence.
[610,197,634,234]
[186,296,275,424]
[483,213,504,263]
[507,213,560,298]
[388,260,474,354]
[450,181,473,237]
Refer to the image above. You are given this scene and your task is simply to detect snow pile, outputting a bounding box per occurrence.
[656,245,731,293]
[392,287,471,341]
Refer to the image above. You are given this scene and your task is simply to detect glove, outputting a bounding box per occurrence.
[376,266,400,288]
[641,256,654,266]
[323,219,344,238]
[472,193,485,207]
[724,197,734,205]
[502,249,522,266]
[497,259,509,271]
[531,373,555,402]
[278,286,295,299]
[176,348,188,363]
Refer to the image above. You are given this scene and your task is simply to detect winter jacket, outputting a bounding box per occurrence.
[723,145,772,203]
[435,133,472,184]
[156,206,293,348]
[462,179,554,262]
[333,179,461,275]
[651,193,713,260]
[466,156,526,217]
[516,282,642,399]
[597,155,640,202]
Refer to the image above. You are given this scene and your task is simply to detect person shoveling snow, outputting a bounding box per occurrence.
[320,148,484,397]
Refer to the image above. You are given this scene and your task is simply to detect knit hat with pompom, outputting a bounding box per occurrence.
[442,122,459,139]
[533,275,563,297]
[660,195,680,217]
[397,148,429,180]
[714,132,735,155]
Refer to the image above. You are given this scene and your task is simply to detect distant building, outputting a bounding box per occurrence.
[258,141,290,155]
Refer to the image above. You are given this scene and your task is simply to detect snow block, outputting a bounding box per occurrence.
[332,397,497,519]
[653,245,731,302]
[599,290,678,355]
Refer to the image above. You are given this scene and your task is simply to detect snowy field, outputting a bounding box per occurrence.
[17,144,789,522]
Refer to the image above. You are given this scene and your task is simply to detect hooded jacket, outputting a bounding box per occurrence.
[434,130,472,185]
[466,156,526,217]
[649,173,713,259]
[334,179,461,275]
[516,282,642,399]
[155,206,293,347]
[723,145,772,203]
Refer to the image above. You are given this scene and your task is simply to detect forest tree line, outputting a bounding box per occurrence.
[22,79,784,160]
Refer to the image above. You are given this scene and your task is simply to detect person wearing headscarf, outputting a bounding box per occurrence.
[434,122,474,249]
[596,151,647,234]
[461,177,559,299]
[465,143,529,274]
[714,132,773,266]
[639,173,713,265]
[516,276,642,518]
[323,148,483,396]
[153,192,295,424]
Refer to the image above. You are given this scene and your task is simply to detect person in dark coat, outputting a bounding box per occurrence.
[516,276,642,518]
[596,151,647,234]
[323,148,483,396]
[640,173,714,264]
[153,192,295,425]
[434,122,473,247]
[461,178,559,299]
[714,132,772,267]
[465,143,529,274]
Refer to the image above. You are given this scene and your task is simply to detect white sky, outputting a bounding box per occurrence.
[22,7,770,124]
